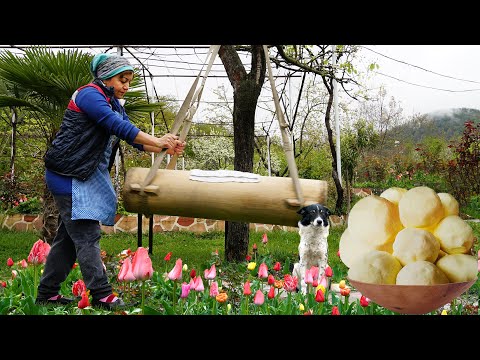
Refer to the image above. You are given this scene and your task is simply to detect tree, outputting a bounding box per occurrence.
[0,47,161,243]
[272,45,365,214]
[218,45,266,262]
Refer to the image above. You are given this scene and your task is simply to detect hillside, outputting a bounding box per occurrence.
[393,107,480,143]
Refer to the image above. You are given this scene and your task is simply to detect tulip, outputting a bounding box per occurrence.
[340,287,351,297]
[78,290,90,309]
[331,306,340,315]
[360,295,370,307]
[441,309,448,315]
[167,258,183,281]
[258,263,268,278]
[204,264,216,280]
[180,282,191,299]
[192,276,205,292]
[304,268,313,285]
[164,251,172,261]
[118,257,136,282]
[11,270,18,279]
[27,239,50,265]
[131,247,153,281]
[243,280,252,296]
[262,233,268,244]
[216,292,228,304]
[299,303,305,311]
[72,279,87,297]
[245,255,252,261]
[315,288,325,302]
[283,274,298,292]
[6,258,14,267]
[339,280,346,289]
[209,281,219,297]
[183,264,188,272]
[273,262,281,272]
[267,286,275,299]
[267,274,275,285]
[324,266,333,277]
[1,281,6,288]
[247,262,256,271]
[253,290,264,305]
[190,269,196,278]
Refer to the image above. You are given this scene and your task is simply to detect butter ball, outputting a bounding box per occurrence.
[380,187,407,205]
[392,227,440,266]
[433,215,474,254]
[437,192,459,217]
[398,186,444,228]
[396,261,449,285]
[436,253,478,282]
[348,250,402,285]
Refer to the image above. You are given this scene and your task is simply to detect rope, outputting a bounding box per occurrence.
[263,45,304,207]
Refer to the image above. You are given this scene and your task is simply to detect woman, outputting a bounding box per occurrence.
[36,53,185,310]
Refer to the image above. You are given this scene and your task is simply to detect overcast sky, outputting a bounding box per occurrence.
[357,45,480,116]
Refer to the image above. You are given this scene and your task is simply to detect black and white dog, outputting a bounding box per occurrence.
[292,203,331,293]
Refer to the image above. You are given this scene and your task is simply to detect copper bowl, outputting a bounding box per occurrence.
[347,277,477,315]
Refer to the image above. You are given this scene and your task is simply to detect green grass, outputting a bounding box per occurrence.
[0,226,348,282]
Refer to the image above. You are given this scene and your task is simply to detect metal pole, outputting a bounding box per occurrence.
[332,45,342,184]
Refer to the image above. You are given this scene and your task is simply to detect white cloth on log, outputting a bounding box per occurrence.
[189,169,260,183]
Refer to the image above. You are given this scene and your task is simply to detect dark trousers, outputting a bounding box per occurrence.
[37,194,113,301]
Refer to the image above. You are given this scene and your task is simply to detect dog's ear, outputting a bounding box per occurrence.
[297,207,307,215]
[325,207,332,217]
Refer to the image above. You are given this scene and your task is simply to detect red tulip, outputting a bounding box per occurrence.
[27,239,51,265]
[273,262,281,271]
[324,266,333,277]
[190,269,196,278]
[340,287,351,297]
[315,289,325,302]
[6,258,14,267]
[167,258,183,281]
[331,306,340,315]
[360,295,370,307]
[246,255,252,261]
[164,251,172,261]
[72,279,87,297]
[252,243,257,251]
[78,290,90,309]
[267,286,275,299]
[131,247,154,281]
[1,281,6,288]
[267,274,275,285]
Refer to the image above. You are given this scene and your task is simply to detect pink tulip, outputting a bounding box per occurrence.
[6,258,14,267]
[209,281,219,297]
[262,233,268,244]
[180,282,191,298]
[304,268,313,285]
[11,270,18,279]
[167,258,183,281]
[324,266,333,277]
[118,257,136,282]
[27,239,51,265]
[258,263,268,278]
[204,264,216,280]
[131,247,154,281]
[190,276,205,292]
[318,274,328,289]
[253,290,264,305]
[360,295,370,307]
[283,274,298,292]
[243,280,252,296]
[19,259,28,268]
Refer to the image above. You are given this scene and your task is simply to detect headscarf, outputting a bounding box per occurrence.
[90,53,134,80]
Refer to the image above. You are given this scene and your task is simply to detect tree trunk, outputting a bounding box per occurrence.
[219,45,266,262]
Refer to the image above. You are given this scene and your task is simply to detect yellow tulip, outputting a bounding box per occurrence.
[247,262,257,271]
[316,284,326,293]
[441,309,448,315]
[339,280,346,289]
[299,304,305,311]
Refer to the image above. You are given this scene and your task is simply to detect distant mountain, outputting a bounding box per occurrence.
[393,108,480,143]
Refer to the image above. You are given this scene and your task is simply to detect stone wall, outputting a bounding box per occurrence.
[0,213,346,234]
